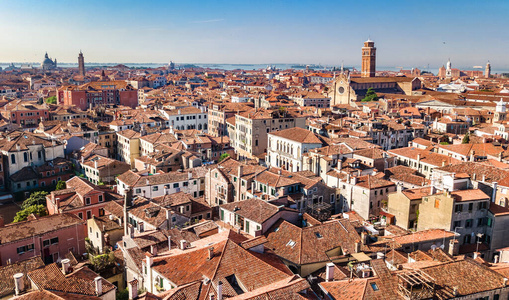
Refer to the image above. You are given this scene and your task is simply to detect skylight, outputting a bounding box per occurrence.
[286,240,296,248]
[370,283,379,291]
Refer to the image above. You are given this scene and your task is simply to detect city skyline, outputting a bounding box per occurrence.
[0,0,508,68]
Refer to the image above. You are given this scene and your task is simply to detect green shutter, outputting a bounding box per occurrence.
[246,221,250,233]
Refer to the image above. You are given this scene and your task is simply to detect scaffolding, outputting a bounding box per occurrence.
[396,270,435,300]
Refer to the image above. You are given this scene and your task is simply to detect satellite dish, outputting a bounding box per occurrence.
[431,245,437,251]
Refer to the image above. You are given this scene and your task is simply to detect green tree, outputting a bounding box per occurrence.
[13,204,47,222]
[361,88,379,102]
[45,96,57,104]
[89,249,115,272]
[219,153,230,162]
[462,132,470,144]
[21,191,49,210]
[55,180,66,190]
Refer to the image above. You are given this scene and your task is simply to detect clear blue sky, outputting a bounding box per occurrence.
[0,0,508,69]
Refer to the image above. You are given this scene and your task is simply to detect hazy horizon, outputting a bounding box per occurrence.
[1,0,508,68]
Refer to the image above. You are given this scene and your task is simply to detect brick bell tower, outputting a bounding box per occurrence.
[361,39,376,77]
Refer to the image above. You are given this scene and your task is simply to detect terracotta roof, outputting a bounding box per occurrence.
[269,127,323,144]
[220,198,282,224]
[450,189,490,202]
[0,214,84,244]
[265,219,361,265]
[0,256,44,297]
[28,263,115,297]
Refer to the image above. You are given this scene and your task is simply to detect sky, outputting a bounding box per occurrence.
[0,0,508,69]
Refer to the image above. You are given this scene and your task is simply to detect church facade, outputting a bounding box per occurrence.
[328,40,422,105]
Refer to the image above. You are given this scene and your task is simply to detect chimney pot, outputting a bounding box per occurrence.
[94,276,103,296]
[61,258,71,274]
[208,247,214,260]
[180,240,187,250]
[326,262,335,282]
[217,281,223,300]
[13,273,24,296]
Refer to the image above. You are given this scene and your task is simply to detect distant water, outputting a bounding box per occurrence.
[1,62,509,75]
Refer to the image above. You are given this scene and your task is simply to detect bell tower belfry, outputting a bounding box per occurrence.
[361,39,376,78]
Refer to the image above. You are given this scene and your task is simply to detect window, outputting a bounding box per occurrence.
[463,235,471,244]
[99,208,105,216]
[50,237,59,245]
[173,183,179,188]
[453,220,461,228]
[136,188,141,193]
[98,195,103,202]
[468,203,473,212]
[86,211,92,219]
[370,283,379,291]
[78,212,83,219]
[454,204,462,213]
[85,197,91,205]
[11,154,15,164]
[153,186,158,191]
[23,152,28,162]
[43,239,50,247]
[465,219,473,228]
[434,199,440,209]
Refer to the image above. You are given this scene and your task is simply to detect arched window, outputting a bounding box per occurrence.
[23,152,28,162]
[11,154,15,164]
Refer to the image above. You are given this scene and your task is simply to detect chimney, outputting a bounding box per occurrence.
[448,239,459,256]
[494,255,500,264]
[238,165,243,178]
[150,245,158,256]
[180,240,187,250]
[354,241,361,253]
[492,182,498,203]
[94,276,103,296]
[470,150,475,162]
[504,278,508,287]
[208,247,214,260]
[13,273,24,296]
[94,160,98,170]
[483,174,486,182]
[361,231,368,245]
[352,176,358,185]
[397,183,403,193]
[217,281,223,300]
[473,252,480,259]
[453,286,458,296]
[442,160,445,167]
[168,236,172,251]
[325,262,335,282]
[61,258,71,274]
[128,279,138,300]
[417,153,421,162]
